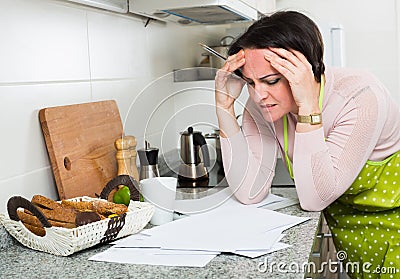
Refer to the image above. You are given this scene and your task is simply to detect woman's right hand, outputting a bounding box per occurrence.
[215,50,246,110]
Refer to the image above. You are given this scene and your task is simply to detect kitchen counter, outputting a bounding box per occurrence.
[0,187,320,279]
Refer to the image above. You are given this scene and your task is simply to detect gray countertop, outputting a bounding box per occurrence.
[0,187,320,279]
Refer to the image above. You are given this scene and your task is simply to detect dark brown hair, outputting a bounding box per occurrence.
[229,11,325,82]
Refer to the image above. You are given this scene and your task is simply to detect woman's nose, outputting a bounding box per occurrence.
[253,83,269,102]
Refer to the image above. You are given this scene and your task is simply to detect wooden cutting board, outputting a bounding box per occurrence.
[39,100,123,199]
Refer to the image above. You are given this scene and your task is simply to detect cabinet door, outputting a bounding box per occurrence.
[240,0,276,14]
[306,214,350,279]
[67,0,128,13]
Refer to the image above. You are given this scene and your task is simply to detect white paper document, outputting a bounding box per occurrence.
[234,233,289,258]
[115,227,283,252]
[234,241,291,258]
[92,189,308,267]
[115,207,309,252]
[174,187,288,215]
[89,247,219,267]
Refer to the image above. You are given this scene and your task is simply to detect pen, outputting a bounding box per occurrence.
[198,43,227,61]
[198,43,243,77]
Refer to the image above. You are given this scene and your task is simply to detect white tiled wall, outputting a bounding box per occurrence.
[0,0,90,83]
[276,0,400,104]
[0,0,228,211]
[1,0,399,212]
[87,11,150,80]
[172,79,248,138]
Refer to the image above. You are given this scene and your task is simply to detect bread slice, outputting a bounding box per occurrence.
[31,195,63,210]
[61,199,128,216]
[17,196,127,233]
[20,209,77,228]
[39,207,77,223]
[22,222,46,237]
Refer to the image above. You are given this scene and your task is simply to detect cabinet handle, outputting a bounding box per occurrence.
[316,232,332,238]
[312,233,325,257]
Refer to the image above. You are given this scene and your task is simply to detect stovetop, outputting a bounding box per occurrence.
[163,161,228,188]
[161,158,295,189]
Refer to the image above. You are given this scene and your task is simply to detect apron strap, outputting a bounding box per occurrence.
[283,74,325,179]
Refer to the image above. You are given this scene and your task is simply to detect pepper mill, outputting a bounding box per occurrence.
[124,135,140,182]
[114,136,139,182]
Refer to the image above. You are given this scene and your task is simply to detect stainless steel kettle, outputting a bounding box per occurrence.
[178,127,210,181]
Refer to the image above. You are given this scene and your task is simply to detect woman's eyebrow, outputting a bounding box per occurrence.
[259,73,281,80]
[242,73,280,82]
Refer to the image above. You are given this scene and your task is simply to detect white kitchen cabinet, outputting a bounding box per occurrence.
[64,0,128,13]
[241,0,276,15]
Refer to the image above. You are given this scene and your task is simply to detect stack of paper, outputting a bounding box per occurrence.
[173,187,291,215]
[89,246,219,267]
[89,201,309,267]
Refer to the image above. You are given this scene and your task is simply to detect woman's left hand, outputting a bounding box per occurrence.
[265,48,320,114]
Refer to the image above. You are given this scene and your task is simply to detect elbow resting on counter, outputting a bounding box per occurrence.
[299,199,328,212]
[233,194,263,205]
[231,186,271,205]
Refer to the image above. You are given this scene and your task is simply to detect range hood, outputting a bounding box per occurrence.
[129,0,275,25]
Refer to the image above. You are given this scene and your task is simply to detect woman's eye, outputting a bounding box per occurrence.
[265,78,281,85]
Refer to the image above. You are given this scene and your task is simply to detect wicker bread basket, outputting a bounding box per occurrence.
[0,196,154,256]
[0,175,154,256]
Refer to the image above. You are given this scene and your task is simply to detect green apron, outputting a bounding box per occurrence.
[282,76,400,278]
[324,152,400,279]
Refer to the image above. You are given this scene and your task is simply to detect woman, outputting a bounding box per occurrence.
[215,11,400,279]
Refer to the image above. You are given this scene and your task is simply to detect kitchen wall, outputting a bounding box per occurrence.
[276,0,400,104]
[1,0,399,212]
[0,0,229,211]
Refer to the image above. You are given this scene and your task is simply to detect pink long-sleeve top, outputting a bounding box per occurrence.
[220,67,400,211]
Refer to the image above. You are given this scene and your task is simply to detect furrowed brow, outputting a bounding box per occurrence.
[259,73,281,80]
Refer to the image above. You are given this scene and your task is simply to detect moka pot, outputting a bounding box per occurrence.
[178,127,210,181]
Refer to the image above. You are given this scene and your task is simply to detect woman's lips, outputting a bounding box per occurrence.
[260,103,277,110]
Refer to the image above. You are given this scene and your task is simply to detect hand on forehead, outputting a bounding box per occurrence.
[242,48,277,80]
